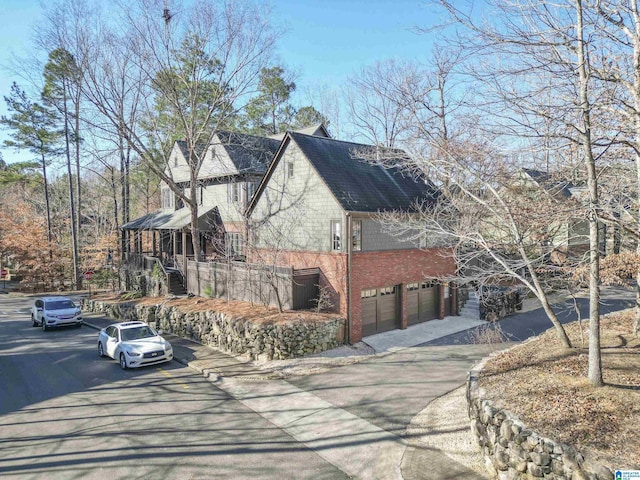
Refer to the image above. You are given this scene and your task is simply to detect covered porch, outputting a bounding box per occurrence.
[121,205,225,276]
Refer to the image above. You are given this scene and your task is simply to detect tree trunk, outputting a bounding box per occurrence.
[74,93,82,249]
[633,0,640,338]
[41,149,53,261]
[576,0,603,386]
[62,82,81,290]
[529,268,573,348]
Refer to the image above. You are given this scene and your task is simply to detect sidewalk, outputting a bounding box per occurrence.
[82,310,489,479]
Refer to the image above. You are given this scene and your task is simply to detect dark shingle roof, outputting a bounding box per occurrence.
[522,168,573,198]
[290,132,438,212]
[175,140,207,159]
[216,130,281,174]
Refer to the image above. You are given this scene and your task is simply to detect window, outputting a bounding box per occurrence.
[361,289,377,299]
[380,286,396,296]
[225,232,244,258]
[331,220,342,251]
[173,154,178,168]
[287,161,294,178]
[161,189,174,209]
[406,283,419,291]
[247,181,259,202]
[228,182,240,203]
[421,281,436,289]
[352,219,362,251]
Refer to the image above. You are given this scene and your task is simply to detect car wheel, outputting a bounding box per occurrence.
[42,319,48,332]
[31,314,37,327]
[119,353,128,370]
[98,342,105,358]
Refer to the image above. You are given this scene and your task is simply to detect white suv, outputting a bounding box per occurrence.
[31,296,83,331]
[97,321,173,369]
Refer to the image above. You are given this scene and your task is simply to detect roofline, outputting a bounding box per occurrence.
[245,133,293,217]
[246,132,358,218]
[316,123,330,138]
[246,131,423,216]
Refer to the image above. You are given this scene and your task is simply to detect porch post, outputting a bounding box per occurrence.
[182,230,187,266]
[172,231,177,260]
[152,231,157,257]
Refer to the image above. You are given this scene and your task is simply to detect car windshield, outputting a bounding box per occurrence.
[46,300,76,310]
[121,326,157,341]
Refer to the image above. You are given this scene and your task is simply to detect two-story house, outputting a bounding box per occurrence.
[246,132,458,342]
[123,126,460,343]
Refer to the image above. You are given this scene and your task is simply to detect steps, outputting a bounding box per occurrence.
[167,270,187,296]
[459,290,480,320]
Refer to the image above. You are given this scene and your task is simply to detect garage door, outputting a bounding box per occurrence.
[406,282,437,326]
[361,286,399,337]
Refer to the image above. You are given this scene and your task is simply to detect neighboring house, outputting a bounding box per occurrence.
[514,168,605,256]
[122,125,460,343]
[246,132,458,343]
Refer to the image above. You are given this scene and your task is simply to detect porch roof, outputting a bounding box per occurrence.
[122,204,218,231]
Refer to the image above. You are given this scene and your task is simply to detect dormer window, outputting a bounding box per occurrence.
[286,161,294,178]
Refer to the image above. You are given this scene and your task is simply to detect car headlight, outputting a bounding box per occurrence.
[164,343,173,352]
[125,350,142,357]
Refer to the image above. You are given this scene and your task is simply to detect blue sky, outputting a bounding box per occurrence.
[0,0,442,163]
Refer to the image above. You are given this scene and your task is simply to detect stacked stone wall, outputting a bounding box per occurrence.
[467,352,614,480]
[82,298,345,361]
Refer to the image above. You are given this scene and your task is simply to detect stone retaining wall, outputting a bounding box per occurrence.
[467,350,614,480]
[82,298,346,361]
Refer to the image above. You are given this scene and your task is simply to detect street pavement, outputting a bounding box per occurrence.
[30,285,640,478]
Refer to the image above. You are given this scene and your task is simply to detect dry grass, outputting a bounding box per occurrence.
[90,292,336,326]
[479,309,640,470]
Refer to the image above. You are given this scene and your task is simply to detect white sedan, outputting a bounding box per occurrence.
[97,321,173,369]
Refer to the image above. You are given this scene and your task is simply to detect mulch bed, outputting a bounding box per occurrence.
[479,309,640,470]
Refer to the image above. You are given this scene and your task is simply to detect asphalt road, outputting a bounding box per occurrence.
[0,295,348,480]
[422,285,636,346]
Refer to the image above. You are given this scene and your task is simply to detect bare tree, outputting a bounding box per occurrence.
[421,0,608,384]
[592,0,640,337]
[56,0,279,263]
[345,59,415,148]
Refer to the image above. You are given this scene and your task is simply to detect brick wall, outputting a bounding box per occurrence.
[248,248,349,315]
[349,248,456,342]
[249,246,456,344]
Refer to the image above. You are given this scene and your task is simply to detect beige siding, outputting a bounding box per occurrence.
[166,143,192,184]
[199,135,240,179]
[252,142,343,252]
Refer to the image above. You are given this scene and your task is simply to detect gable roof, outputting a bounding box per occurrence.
[521,168,574,198]
[214,130,281,175]
[248,132,438,215]
[269,123,330,141]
